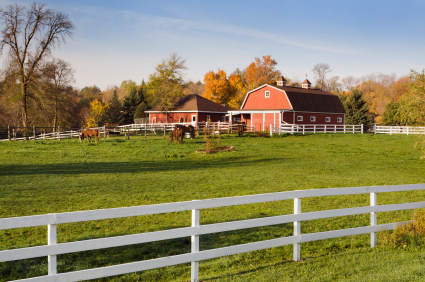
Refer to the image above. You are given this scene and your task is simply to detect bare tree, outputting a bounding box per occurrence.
[312,63,331,90]
[0,3,74,127]
[41,58,75,129]
[341,75,358,91]
[326,76,341,93]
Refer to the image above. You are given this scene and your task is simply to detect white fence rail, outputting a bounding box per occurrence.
[270,124,363,135]
[372,125,425,135]
[1,184,425,281]
[1,122,254,142]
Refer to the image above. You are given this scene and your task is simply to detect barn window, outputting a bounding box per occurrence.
[265,91,270,98]
[222,116,226,122]
[192,115,196,122]
[207,115,211,121]
[337,117,342,123]
[297,116,303,122]
[326,117,331,122]
[310,116,316,122]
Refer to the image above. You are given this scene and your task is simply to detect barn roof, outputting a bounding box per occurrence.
[146,94,235,113]
[241,85,346,114]
[273,85,345,114]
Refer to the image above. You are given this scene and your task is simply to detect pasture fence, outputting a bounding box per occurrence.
[372,125,425,135]
[1,183,425,282]
[0,122,256,142]
[270,124,363,135]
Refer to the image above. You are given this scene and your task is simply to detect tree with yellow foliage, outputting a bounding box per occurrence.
[85,100,109,128]
[203,69,231,104]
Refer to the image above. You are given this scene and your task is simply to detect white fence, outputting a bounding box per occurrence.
[1,184,424,282]
[270,124,363,135]
[1,122,255,142]
[372,125,425,135]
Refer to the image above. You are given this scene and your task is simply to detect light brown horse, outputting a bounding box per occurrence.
[169,128,183,144]
[79,129,100,143]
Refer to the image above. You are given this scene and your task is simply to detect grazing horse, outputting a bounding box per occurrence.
[79,129,100,143]
[175,124,195,139]
[169,128,184,144]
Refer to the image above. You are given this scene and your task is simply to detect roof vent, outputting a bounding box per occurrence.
[302,79,312,89]
[276,76,287,86]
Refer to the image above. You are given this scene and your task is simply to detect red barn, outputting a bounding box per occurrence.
[146,94,234,125]
[228,77,346,131]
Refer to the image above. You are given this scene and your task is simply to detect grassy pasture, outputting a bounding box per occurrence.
[1,133,425,281]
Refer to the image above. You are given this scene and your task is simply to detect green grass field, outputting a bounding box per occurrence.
[1,133,425,281]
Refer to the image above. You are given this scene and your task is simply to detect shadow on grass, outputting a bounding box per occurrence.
[0,157,284,176]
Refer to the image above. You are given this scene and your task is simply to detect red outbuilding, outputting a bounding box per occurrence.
[146,94,234,125]
[228,77,346,131]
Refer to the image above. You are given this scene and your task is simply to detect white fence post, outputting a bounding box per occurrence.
[361,124,364,134]
[314,124,316,134]
[344,125,346,134]
[302,125,305,135]
[293,198,301,262]
[270,124,273,136]
[370,192,376,248]
[48,223,57,275]
[324,125,326,134]
[191,205,200,282]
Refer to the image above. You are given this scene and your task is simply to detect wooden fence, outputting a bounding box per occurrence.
[1,183,424,282]
[372,125,425,135]
[270,124,364,135]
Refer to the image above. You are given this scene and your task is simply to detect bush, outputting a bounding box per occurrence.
[379,209,425,248]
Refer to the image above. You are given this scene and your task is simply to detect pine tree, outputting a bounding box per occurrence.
[120,86,140,124]
[103,89,122,125]
[340,89,373,125]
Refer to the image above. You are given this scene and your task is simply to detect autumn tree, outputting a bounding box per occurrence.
[245,55,281,90]
[85,100,109,128]
[203,69,231,104]
[0,3,74,127]
[312,63,331,90]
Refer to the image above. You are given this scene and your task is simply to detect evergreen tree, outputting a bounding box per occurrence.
[134,102,148,119]
[102,89,122,124]
[340,89,372,125]
[120,86,140,124]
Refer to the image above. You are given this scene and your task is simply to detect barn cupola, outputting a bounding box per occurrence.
[276,76,287,86]
[302,79,312,89]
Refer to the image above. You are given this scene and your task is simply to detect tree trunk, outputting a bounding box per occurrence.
[21,83,28,128]
[53,99,58,131]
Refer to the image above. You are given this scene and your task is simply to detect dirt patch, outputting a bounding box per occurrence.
[196,146,234,154]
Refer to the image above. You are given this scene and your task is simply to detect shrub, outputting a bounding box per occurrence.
[379,209,425,248]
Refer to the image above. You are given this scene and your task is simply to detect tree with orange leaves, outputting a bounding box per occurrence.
[245,55,281,90]
[203,69,231,104]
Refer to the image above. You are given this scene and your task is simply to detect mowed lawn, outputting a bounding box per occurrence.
[1,133,425,281]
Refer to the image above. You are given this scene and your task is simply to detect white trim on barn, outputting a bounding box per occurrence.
[240,85,294,110]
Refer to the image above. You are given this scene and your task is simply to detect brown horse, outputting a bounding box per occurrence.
[175,124,195,139]
[169,128,183,144]
[79,129,100,143]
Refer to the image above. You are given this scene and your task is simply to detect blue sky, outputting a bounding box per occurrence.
[3,0,425,90]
